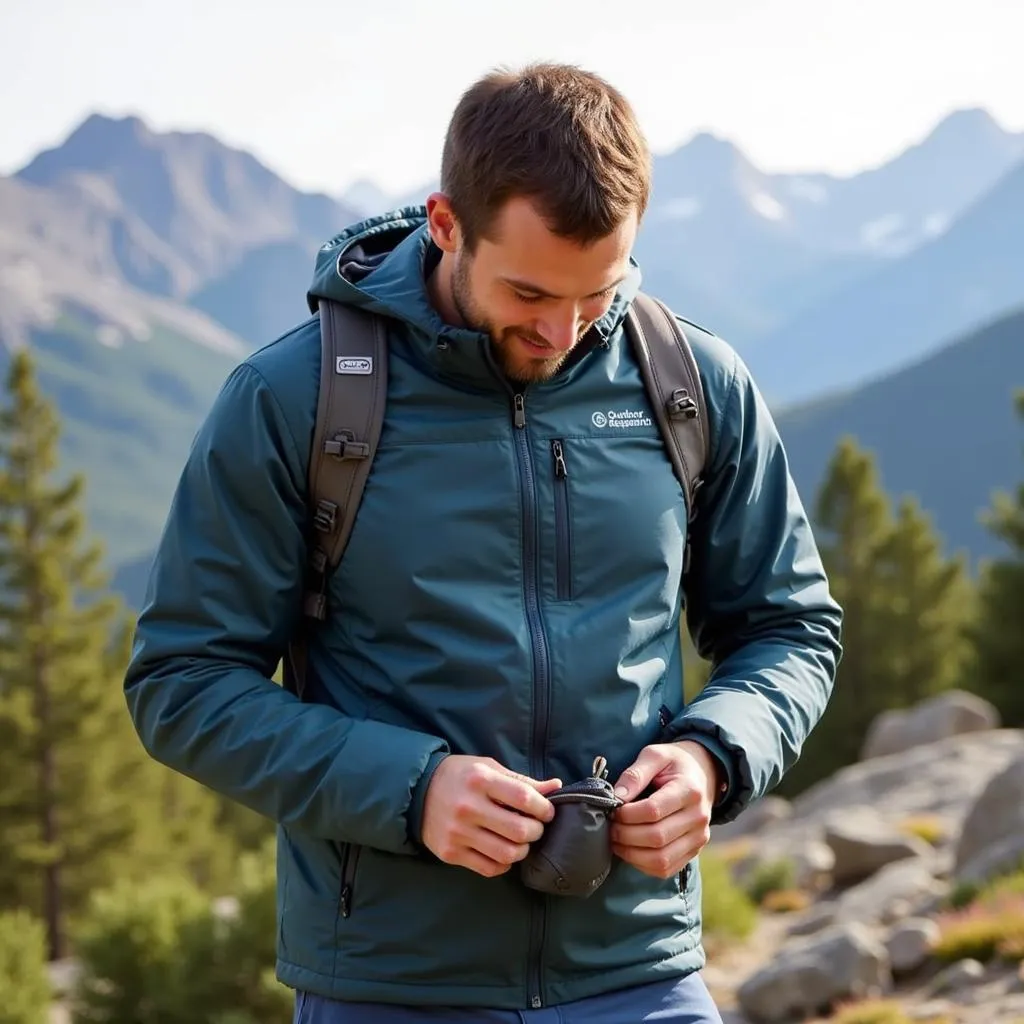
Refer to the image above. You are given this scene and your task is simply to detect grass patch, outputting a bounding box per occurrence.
[699,847,758,943]
[898,814,946,846]
[823,998,951,1024]
[933,894,1024,963]
[743,856,798,905]
[761,888,812,914]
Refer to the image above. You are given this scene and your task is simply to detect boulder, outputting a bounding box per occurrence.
[954,753,1024,884]
[825,806,933,885]
[736,922,891,1023]
[885,917,940,974]
[860,690,1000,761]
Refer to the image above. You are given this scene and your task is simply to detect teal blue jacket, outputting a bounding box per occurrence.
[124,209,842,1010]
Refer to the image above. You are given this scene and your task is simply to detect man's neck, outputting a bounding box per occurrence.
[424,248,464,328]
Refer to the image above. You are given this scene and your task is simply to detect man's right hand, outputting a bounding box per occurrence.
[420,756,562,878]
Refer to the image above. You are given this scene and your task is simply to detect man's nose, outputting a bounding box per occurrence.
[539,310,581,351]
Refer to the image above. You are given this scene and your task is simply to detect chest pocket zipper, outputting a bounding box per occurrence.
[551,440,573,601]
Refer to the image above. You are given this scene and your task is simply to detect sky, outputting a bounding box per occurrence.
[2,0,1022,200]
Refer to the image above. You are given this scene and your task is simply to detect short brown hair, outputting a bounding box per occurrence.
[440,62,651,250]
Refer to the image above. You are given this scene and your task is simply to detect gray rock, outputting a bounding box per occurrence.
[886,917,940,974]
[927,957,986,995]
[825,806,933,885]
[736,922,891,1023]
[713,796,792,842]
[955,754,1024,884]
[787,901,838,937]
[835,856,946,927]
[861,690,1000,761]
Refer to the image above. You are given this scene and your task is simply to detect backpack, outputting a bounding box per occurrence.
[283,292,709,699]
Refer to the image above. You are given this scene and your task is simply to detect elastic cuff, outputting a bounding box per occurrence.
[407,750,449,848]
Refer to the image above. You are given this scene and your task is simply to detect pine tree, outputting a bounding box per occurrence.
[874,495,973,706]
[0,350,157,960]
[778,437,895,792]
[967,389,1024,723]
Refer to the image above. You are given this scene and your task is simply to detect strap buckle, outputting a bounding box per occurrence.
[324,430,370,460]
[667,388,698,419]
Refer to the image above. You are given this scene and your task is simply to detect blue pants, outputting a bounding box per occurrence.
[293,972,723,1023]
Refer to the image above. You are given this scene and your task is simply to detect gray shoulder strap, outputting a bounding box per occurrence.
[284,298,387,699]
[625,292,709,569]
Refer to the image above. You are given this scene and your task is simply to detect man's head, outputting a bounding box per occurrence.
[424,62,651,384]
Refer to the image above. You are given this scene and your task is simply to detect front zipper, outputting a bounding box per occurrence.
[508,388,550,1010]
[338,843,361,919]
[551,440,572,601]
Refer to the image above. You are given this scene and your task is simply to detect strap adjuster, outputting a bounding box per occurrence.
[324,430,370,460]
[667,388,698,419]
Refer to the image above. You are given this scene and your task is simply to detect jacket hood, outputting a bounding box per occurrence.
[307,206,643,390]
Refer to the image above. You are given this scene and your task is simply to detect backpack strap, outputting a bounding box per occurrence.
[283,298,388,699]
[625,292,710,574]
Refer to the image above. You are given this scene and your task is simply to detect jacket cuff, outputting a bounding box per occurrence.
[407,750,450,848]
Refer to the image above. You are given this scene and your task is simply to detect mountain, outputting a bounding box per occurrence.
[775,306,1024,565]
[355,109,1023,347]
[2,105,1022,597]
[769,108,1024,257]
[0,173,246,563]
[15,113,360,342]
[745,155,1024,407]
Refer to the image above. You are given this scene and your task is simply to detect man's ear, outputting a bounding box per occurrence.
[426,192,460,254]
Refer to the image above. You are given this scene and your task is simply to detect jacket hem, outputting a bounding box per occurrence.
[276,945,707,1010]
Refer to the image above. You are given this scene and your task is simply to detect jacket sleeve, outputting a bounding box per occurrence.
[665,342,843,825]
[123,359,449,854]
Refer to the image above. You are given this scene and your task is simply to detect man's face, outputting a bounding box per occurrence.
[442,196,637,384]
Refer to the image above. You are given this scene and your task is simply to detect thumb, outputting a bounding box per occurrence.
[613,747,665,802]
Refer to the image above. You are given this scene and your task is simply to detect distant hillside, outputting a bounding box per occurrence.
[747,157,1024,407]
[16,113,360,312]
[775,306,1024,565]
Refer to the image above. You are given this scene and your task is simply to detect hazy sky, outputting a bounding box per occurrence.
[2,0,1021,198]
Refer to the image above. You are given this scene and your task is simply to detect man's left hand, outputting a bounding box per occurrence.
[609,741,718,879]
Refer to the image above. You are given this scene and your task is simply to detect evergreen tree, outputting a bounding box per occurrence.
[784,436,895,788]
[967,389,1024,723]
[0,351,157,959]
[780,437,977,795]
[874,495,973,707]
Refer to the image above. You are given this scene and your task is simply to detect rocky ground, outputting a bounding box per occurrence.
[698,690,1024,1024]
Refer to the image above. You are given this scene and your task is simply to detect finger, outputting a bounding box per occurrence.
[615,779,695,825]
[486,771,559,822]
[478,803,547,846]
[455,846,515,879]
[469,825,532,867]
[612,747,667,803]
[611,805,702,850]
[612,832,701,879]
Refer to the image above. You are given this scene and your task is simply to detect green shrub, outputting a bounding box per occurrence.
[69,839,292,1024]
[932,895,1024,964]
[0,909,52,1024]
[698,848,758,943]
[743,857,797,905]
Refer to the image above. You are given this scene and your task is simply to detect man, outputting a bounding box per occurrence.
[124,62,842,1023]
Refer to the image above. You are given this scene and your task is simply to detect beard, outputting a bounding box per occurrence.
[450,253,581,385]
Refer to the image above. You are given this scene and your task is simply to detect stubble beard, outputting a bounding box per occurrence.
[450,254,569,385]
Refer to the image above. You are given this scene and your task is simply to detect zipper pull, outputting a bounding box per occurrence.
[552,440,567,479]
[513,393,526,429]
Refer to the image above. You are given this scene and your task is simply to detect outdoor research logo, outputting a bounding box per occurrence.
[591,409,653,429]
[336,356,373,375]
